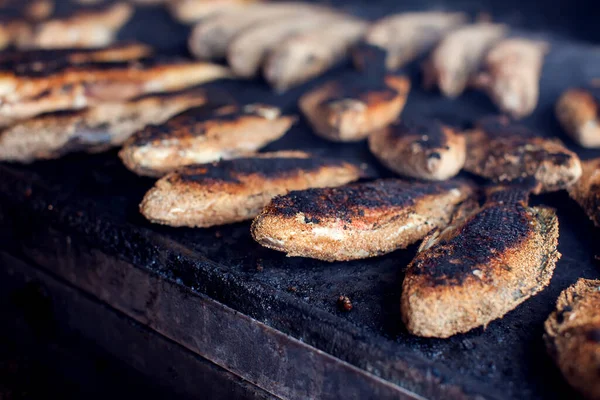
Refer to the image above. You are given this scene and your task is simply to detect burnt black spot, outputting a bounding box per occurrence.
[177,156,351,185]
[270,179,468,223]
[304,216,320,224]
[586,328,600,343]
[556,305,573,323]
[389,119,449,150]
[411,188,533,286]
[320,78,398,107]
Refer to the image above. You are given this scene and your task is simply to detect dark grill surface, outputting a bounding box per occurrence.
[1,2,600,399]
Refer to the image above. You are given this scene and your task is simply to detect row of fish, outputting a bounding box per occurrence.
[187,4,548,118]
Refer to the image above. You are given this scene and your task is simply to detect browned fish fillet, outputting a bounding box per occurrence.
[544,279,600,400]
[299,75,410,142]
[188,2,331,60]
[369,118,466,180]
[0,58,231,125]
[139,151,365,227]
[567,158,600,227]
[251,179,474,262]
[422,23,507,98]
[15,3,134,50]
[556,86,600,148]
[359,12,467,71]
[0,89,210,163]
[120,103,296,177]
[0,42,152,66]
[227,11,346,78]
[473,38,548,118]
[263,18,368,91]
[464,116,582,193]
[169,0,264,24]
[402,185,560,338]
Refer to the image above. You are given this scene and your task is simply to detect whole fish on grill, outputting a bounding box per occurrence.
[299,75,410,142]
[544,278,600,400]
[567,158,600,227]
[464,116,582,193]
[263,18,368,91]
[473,38,549,118]
[0,88,210,163]
[226,11,347,78]
[188,2,332,60]
[120,103,296,177]
[357,11,467,71]
[15,3,134,50]
[251,179,474,262]
[0,56,231,125]
[402,184,560,338]
[140,151,366,227]
[369,118,466,180]
[556,85,600,148]
[422,22,507,98]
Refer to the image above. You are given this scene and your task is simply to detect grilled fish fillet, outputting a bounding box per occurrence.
[369,119,466,180]
[0,89,210,163]
[0,42,152,66]
[402,185,560,338]
[251,179,474,262]
[263,18,368,91]
[227,12,346,78]
[140,151,365,227]
[567,158,600,227]
[299,75,410,142]
[556,86,600,148]
[188,2,331,60]
[473,38,549,118]
[120,103,296,177]
[169,0,264,24]
[464,116,582,194]
[360,12,467,71]
[15,3,133,50]
[0,58,230,125]
[544,279,600,400]
[423,23,507,98]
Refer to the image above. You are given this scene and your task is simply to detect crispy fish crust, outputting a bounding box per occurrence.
[402,185,560,338]
[15,3,134,50]
[0,57,230,125]
[464,116,582,194]
[139,151,365,227]
[556,86,600,148]
[263,18,368,91]
[567,158,600,227]
[227,12,345,78]
[360,11,467,71]
[188,2,330,60]
[474,38,549,118]
[423,23,507,98]
[369,119,466,180]
[0,89,209,163]
[299,75,410,142]
[544,279,600,400]
[120,103,296,177]
[169,0,264,24]
[251,179,474,262]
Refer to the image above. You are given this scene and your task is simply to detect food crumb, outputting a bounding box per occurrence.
[215,231,222,238]
[338,295,353,312]
[288,286,297,293]
[256,259,264,272]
